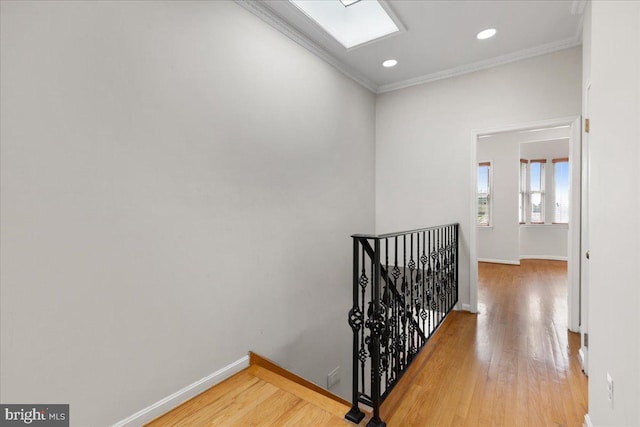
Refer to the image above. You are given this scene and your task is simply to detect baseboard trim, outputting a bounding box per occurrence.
[112,355,250,427]
[461,303,471,312]
[478,258,520,265]
[520,255,568,261]
[578,347,588,376]
[584,413,593,427]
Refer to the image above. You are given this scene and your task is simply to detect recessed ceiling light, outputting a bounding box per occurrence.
[476,28,497,40]
[382,59,398,68]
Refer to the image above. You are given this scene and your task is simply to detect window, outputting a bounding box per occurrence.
[553,158,569,223]
[477,162,491,226]
[290,0,400,49]
[519,160,528,224]
[529,159,546,224]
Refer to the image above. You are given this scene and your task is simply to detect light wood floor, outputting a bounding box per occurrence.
[146,364,352,427]
[384,260,587,426]
[147,259,587,427]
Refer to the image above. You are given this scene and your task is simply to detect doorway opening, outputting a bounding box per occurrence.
[469,116,581,333]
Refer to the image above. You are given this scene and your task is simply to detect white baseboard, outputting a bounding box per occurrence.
[520,255,568,261]
[578,347,588,375]
[584,413,593,427]
[478,258,520,265]
[454,303,472,312]
[454,303,473,312]
[112,355,250,427]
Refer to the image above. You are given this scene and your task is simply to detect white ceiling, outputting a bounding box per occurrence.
[237,0,585,93]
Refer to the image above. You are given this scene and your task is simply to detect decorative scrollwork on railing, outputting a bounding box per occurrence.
[346,224,459,427]
[348,307,364,332]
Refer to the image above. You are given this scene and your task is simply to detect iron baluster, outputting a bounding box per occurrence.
[408,233,415,361]
[361,244,367,394]
[384,238,390,391]
[347,224,459,427]
[402,234,407,370]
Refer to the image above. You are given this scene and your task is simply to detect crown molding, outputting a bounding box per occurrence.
[377,36,582,93]
[570,0,587,16]
[234,0,378,93]
[235,0,583,95]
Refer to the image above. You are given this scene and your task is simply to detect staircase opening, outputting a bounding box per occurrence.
[346,223,459,427]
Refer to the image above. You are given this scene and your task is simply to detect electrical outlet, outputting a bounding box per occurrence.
[607,372,613,407]
[327,366,340,389]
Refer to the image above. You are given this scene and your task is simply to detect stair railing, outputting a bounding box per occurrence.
[345,223,459,427]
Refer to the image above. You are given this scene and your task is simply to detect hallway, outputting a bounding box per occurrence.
[384,260,587,426]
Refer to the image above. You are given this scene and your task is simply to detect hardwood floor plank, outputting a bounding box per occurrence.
[247,365,349,419]
[274,401,349,427]
[381,260,587,426]
[228,389,301,426]
[146,372,260,426]
[146,363,353,427]
[173,380,279,426]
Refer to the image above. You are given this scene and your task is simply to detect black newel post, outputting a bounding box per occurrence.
[367,238,386,427]
[345,238,365,424]
[455,224,459,306]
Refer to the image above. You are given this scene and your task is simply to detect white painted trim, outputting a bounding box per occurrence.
[455,303,472,312]
[567,117,582,333]
[470,129,479,314]
[112,355,250,427]
[571,0,587,43]
[473,116,580,138]
[377,37,582,93]
[234,0,582,95]
[579,81,591,388]
[477,159,494,228]
[470,116,581,318]
[478,258,521,266]
[519,223,568,228]
[520,255,568,261]
[233,0,377,93]
[571,0,588,17]
[578,347,588,375]
[584,413,594,427]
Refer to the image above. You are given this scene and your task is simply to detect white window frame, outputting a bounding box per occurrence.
[528,159,546,224]
[477,161,492,227]
[552,157,570,224]
[519,159,528,224]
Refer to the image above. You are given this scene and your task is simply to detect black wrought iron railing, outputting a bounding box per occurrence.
[345,223,459,427]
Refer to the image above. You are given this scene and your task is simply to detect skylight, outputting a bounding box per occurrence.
[290,0,400,49]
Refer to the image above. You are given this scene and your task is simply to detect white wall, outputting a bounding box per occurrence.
[476,135,569,263]
[477,136,520,264]
[476,136,569,263]
[519,139,569,260]
[520,226,568,260]
[585,1,640,425]
[0,1,375,425]
[376,47,582,308]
